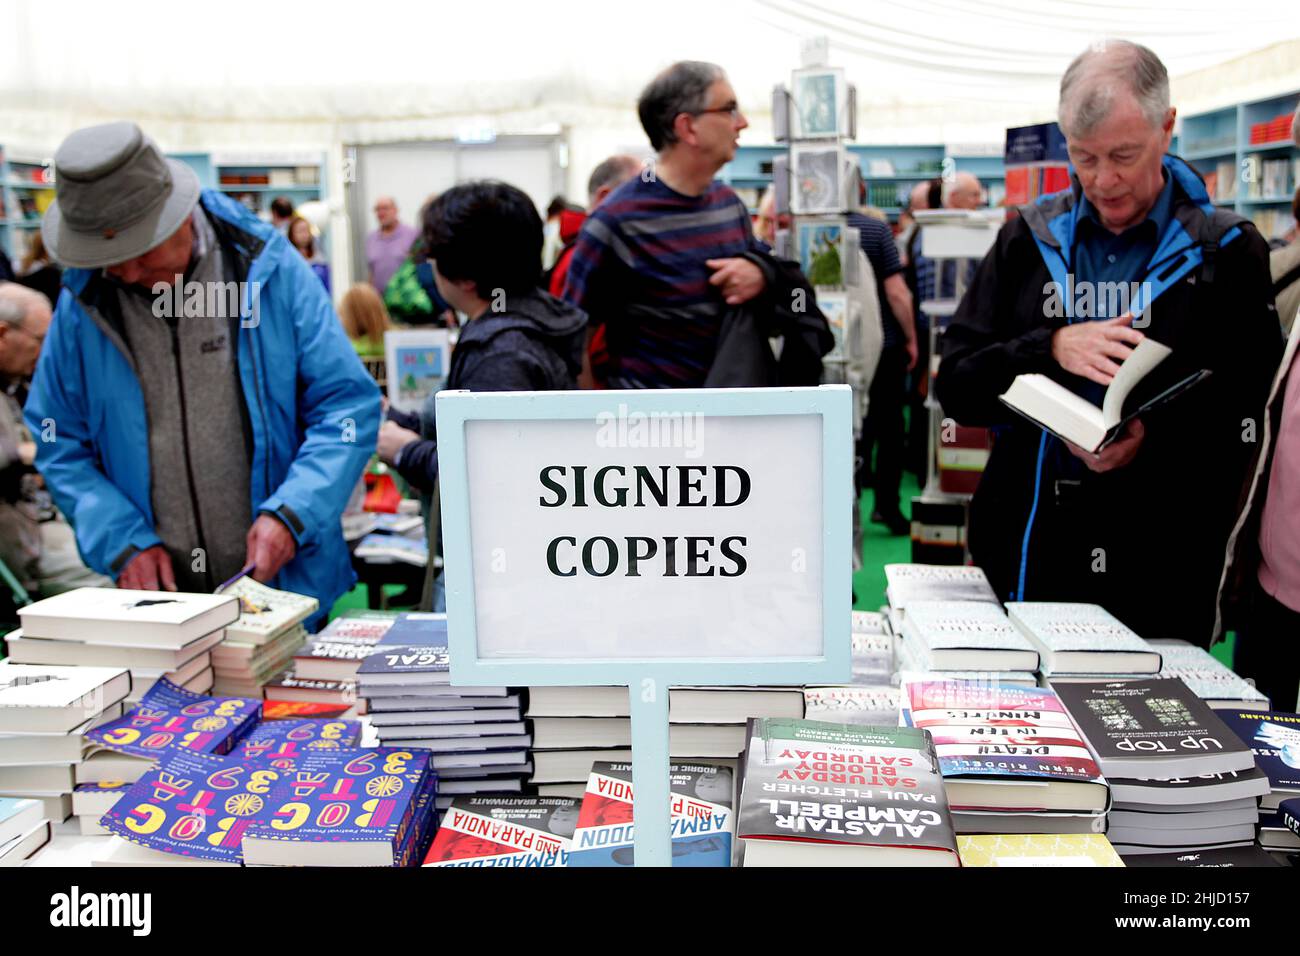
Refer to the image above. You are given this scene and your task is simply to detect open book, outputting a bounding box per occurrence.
[999,338,1209,452]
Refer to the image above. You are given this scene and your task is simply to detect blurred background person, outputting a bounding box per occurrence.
[367,195,419,294]
[339,283,392,362]
[15,232,61,307]
[270,196,295,236]
[289,214,330,292]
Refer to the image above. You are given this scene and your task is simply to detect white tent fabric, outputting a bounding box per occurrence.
[3,0,1299,149]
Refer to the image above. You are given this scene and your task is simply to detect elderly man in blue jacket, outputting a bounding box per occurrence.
[26,122,380,622]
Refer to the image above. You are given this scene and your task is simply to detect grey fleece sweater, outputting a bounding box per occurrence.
[116,209,253,589]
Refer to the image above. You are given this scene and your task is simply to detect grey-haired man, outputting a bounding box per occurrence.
[937,40,1281,644]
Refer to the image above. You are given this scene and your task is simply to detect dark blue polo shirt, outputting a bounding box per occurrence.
[1072,170,1174,315]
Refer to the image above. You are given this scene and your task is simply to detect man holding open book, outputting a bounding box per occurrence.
[937,40,1282,645]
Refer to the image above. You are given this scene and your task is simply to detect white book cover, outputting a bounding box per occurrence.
[1006,602,1161,674]
[220,577,318,642]
[884,564,1000,611]
[1151,640,1270,706]
[802,685,901,726]
[18,588,238,647]
[903,601,1037,665]
[851,610,891,636]
[0,662,131,734]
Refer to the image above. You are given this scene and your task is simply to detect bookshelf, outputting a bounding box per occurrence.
[1181,90,1299,241]
[723,144,1005,219]
[0,146,329,267]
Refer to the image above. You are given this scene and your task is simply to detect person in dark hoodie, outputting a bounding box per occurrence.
[378,179,586,492]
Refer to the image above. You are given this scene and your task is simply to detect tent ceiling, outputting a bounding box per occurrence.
[2,0,1298,143]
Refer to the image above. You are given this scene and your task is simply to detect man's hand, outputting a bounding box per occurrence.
[1065,418,1145,474]
[904,335,919,372]
[17,441,36,467]
[118,545,177,591]
[245,514,297,583]
[1051,314,1145,386]
[705,257,766,306]
[377,420,420,466]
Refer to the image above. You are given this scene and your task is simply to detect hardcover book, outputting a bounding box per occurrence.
[423,796,579,867]
[901,601,1039,673]
[84,677,261,760]
[18,587,238,647]
[802,686,901,726]
[1121,844,1283,868]
[4,629,223,671]
[1106,767,1271,806]
[0,661,131,734]
[293,634,382,681]
[1053,679,1256,779]
[568,761,734,867]
[883,564,1000,615]
[737,717,959,867]
[906,680,1109,813]
[1005,602,1161,675]
[1150,641,1270,709]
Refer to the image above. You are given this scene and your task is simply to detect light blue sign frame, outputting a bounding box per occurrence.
[436,385,853,866]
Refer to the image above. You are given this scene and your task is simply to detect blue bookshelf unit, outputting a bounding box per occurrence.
[1181,89,1298,241]
[723,143,1005,220]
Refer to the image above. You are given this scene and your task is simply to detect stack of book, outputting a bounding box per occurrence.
[883,563,1001,633]
[0,796,52,867]
[95,727,434,867]
[956,833,1124,867]
[265,609,400,709]
[897,601,1040,684]
[1005,602,1162,678]
[736,717,961,866]
[423,795,579,867]
[0,660,132,825]
[358,613,528,809]
[10,586,239,704]
[1054,679,1262,857]
[76,676,263,800]
[210,578,317,697]
[904,680,1110,835]
[1219,709,1300,860]
[524,685,802,797]
[568,761,736,867]
[803,609,900,725]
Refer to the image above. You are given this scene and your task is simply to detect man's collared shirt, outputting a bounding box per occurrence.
[1072,170,1174,301]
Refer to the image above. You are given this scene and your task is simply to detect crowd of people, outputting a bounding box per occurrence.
[0,42,1296,704]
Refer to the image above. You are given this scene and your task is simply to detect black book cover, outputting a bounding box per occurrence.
[1122,844,1282,868]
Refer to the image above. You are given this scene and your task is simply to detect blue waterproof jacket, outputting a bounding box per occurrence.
[24,189,381,615]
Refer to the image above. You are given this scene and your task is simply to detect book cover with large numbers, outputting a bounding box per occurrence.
[98,749,285,863]
[84,678,262,759]
[243,748,435,865]
[568,761,734,867]
[424,796,579,867]
[234,718,364,765]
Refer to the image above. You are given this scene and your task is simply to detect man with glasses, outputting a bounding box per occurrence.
[0,282,109,597]
[563,61,771,388]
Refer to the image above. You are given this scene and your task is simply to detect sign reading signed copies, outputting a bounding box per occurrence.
[437,387,850,663]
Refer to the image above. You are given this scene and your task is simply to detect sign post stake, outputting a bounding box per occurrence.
[627,675,672,867]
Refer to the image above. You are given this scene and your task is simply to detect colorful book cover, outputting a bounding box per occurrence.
[317,615,398,640]
[906,681,1103,784]
[234,718,363,766]
[295,634,382,665]
[243,748,435,866]
[568,761,734,867]
[956,833,1124,867]
[356,614,450,681]
[99,749,282,863]
[424,796,579,867]
[84,678,262,760]
[737,718,957,859]
[1218,710,1300,793]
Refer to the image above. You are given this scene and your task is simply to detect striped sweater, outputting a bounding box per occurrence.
[561,175,763,388]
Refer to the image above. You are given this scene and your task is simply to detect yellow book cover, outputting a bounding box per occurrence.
[957,833,1125,867]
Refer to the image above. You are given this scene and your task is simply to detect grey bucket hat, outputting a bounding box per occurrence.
[41,121,201,270]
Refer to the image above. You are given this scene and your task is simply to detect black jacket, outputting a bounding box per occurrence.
[392,289,587,492]
[704,250,835,387]
[936,164,1282,644]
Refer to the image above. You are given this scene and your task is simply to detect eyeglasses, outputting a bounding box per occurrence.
[691,103,742,120]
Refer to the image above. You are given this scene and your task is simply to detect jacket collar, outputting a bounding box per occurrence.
[1020,153,1214,257]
